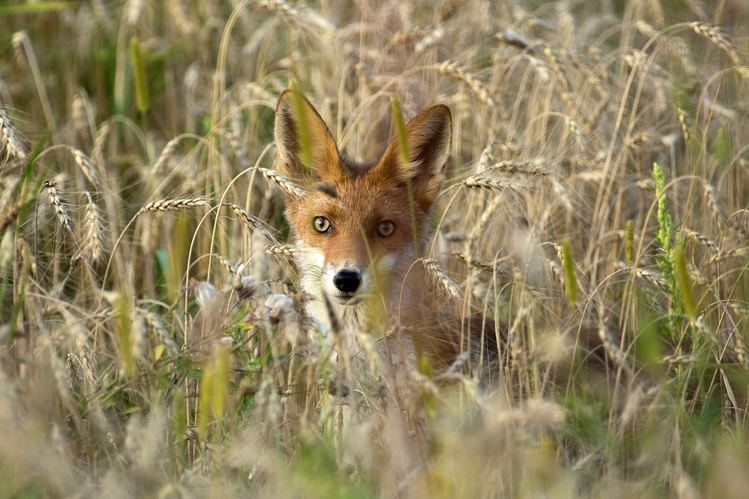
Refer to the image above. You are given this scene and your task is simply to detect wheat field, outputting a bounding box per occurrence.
[1,0,749,496]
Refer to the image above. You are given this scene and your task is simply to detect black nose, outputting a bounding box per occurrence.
[333,270,362,293]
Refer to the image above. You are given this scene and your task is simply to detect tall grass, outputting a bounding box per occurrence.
[1,0,749,496]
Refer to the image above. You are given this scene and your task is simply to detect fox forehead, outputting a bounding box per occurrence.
[288,177,417,235]
[286,176,420,265]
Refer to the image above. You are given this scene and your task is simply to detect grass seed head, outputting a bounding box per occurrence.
[259,167,307,200]
[463,174,524,192]
[139,198,207,214]
[80,192,103,264]
[69,147,98,186]
[421,257,462,300]
[0,106,27,162]
[43,180,74,234]
[151,137,181,177]
[222,202,275,243]
[435,60,498,109]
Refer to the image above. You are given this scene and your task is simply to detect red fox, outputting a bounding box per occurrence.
[273,90,493,407]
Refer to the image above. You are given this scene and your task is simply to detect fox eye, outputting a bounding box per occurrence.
[312,216,332,233]
[377,220,395,237]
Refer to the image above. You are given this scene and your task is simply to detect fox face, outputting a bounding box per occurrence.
[288,176,419,308]
[274,90,451,326]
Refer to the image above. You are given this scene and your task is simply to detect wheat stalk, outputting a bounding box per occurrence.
[463,174,524,192]
[467,194,507,248]
[242,82,277,103]
[0,201,22,235]
[564,116,585,144]
[708,247,749,265]
[415,26,446,53]
[0,106,28,161]
[437,0,466,22]
[542,45,571,92]
[79,192,103,264]
[497,29,534,52]
[703,183,723,226]
[59,308,99,395]
[676,107,691,145]
[141,309,180,358]
[689,317,723,347]
[222,129,251,170]
[43,181,74,234]
[125,0,144,25]
[151,137,181,177]
[523,54,552,82]
[476,141,499,173]
[689,22,739,65]
[258,167,307,200]
[222,202,275,243]
[732,221,749,242]
[624,49,665,77]
[421,257,462,300]
[661,354,696,364]
[214,255,239,277]
[69,147,99,186]
[453,252,493,274]
[91,121,110,169]
[681,228,718,252]
[11,30,26,69]
[547,259,565,287]
[635,20,659,40]
[598,324,633,376]
[138,198,208,214]
[70,93,89,135]
[686,263,709,286]
[166,0,197,36]
[258,0,334,35]
[612,259,667,288]
[265,244,298,259]
[491,160,553,176]
[435,60,498,109]
[728,302,749,367]
[729,301,749,320]
[627,131,652,148]
[737,66,749,83]
[390,27,434,47]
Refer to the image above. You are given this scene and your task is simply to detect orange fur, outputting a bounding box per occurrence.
[274,90,483,401]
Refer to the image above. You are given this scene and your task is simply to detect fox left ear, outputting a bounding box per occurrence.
[274,90,341,186]
[378,105,452,210]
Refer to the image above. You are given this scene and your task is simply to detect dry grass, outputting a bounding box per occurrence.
[1,0,749,496]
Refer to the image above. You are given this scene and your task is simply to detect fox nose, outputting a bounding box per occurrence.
[333,270,362,293]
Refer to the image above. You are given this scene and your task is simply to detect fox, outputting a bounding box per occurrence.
[273,90,493,410]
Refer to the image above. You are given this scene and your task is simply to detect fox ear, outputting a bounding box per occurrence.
[378,105,452,210]
[274,90,340,184]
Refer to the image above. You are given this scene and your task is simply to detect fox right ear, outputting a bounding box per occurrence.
[274,90,340,185]
[376,104,452,211]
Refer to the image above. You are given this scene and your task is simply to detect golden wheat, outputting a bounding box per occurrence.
[258,167,307,200]
[421,257,462,301]
[0,106,27,161]
[2,1,749,496]
[79,192,103,264]
[138,197,208,214]
[43,180,74,234]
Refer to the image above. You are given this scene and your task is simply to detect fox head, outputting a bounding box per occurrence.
[274,90,451,316]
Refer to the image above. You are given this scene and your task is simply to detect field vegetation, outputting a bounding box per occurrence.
[1,0,749,496]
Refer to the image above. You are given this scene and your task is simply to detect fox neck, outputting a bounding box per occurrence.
[300,251,428,391]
